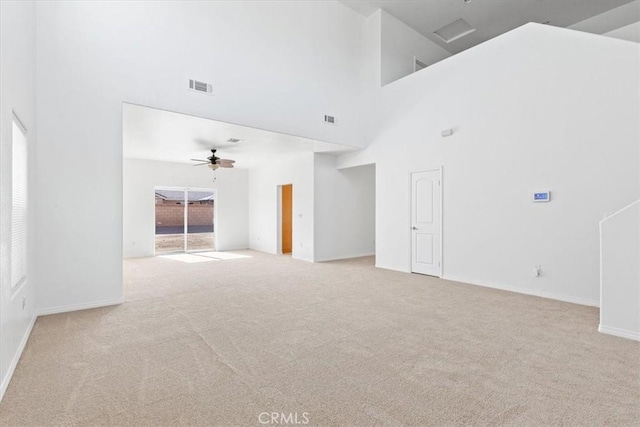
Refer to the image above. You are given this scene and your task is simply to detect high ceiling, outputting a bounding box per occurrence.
[123,104,355,169]
[341,0,635,54]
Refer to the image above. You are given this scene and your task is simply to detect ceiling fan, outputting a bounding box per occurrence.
[191,149,235,170]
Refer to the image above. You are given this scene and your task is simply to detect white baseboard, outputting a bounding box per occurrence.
[314,252,376,263]
[443,275,600,307]
[36,298,124,316]
[599,324,640,341]
[0,315,36,402]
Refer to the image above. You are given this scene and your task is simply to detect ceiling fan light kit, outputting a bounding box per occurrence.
[191,149,236,172]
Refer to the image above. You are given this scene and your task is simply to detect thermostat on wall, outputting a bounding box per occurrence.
[533,191,551,202]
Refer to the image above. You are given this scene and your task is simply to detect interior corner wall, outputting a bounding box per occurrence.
[599,203,640,339]
[123,158,249,258]
[0,0,37,399]
[35,1,368,312]
[363,10,382,91]
[604,21,640,43]
[569,0,640,36]
[339,23,639,305]
[314,155,375,262]
[381,10,451,86]
[248,152,315,262]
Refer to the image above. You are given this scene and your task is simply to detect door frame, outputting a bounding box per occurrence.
[153,186,218,255]
[409,167,443,277]
[277,185,283,254]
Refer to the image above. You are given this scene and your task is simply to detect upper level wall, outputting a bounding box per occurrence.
[604,21,640,42]
[381,11,451,86]
[339,23,639,304]
[569,0,640,43]
[569,0,640,36]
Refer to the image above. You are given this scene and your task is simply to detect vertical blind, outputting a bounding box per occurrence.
[12,118,27,289]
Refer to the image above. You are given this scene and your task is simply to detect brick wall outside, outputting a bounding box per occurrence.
[155,202,214,227]
[187,203,214,226]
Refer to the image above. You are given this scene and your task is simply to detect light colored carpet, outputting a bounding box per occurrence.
[1,251,638,426]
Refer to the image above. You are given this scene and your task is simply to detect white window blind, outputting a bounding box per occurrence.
[12,118,27,289]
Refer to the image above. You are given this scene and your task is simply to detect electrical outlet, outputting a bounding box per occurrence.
[533,266,541,277]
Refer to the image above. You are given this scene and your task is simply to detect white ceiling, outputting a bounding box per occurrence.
[122,103,356,169]
[341,0,635,54]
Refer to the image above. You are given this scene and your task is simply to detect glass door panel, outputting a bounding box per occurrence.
[155,188,186,253]
[186,190,215,252]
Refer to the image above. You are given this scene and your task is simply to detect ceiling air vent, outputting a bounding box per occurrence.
[227,138,241,143]
[433,18,476,43]
[188,79,213,95]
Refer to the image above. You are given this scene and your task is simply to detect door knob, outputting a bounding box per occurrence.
[412,226,418,230]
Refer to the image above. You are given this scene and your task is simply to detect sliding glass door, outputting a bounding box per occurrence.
[155,187,215,254]
[186,190,215,252]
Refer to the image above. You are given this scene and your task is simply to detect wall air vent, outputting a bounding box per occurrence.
[324,115,336,125]
[433,18,476,43]
[188,79,213,95]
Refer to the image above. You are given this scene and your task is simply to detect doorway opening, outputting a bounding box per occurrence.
[280,184,293,254]
[155,187,216,254]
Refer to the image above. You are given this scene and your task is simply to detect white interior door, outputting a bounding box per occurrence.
[411,169,442,276]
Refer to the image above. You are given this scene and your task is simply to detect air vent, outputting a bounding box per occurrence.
[433,18,476,43]
[324,115,336,125]
[227,138,241,143]
[188,79,213,95]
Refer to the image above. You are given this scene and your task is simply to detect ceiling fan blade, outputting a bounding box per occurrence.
[219,159,235,163]
[192,162,209,166]
[190,159,208,162]
[219,164,234,168]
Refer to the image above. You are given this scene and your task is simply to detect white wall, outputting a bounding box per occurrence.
[604,21,640,43]
[339,23,640,305]
[35,1,368,312]
[123,158,249,258]
[248,152,315,262]
[365,10,382,93]
[569,0,640,43]
[0,0,37,399]
[314,156,375,261]
[569,1,640,36]
[381,10,451,86]
[600,202,640,340]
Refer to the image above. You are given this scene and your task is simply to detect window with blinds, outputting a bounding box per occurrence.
[12,117,28,290]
